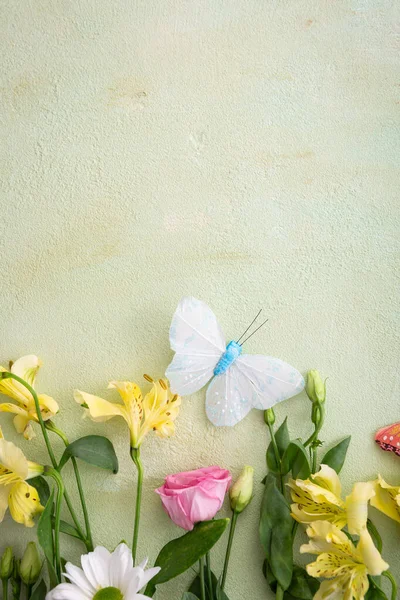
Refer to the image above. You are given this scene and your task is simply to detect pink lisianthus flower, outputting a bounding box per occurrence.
[155,466,232,530]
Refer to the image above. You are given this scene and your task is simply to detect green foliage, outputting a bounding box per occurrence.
[189,568,230,600]
[365,585,388,600]
[264,563,319,599]
[281,440,311,479]
[144,519,229,597]
[37,491,58,588]
[321,436,351,474]
[182,594,199,600]
[56,519,82,540]
[58,435,118,473]
[259,473,293,590]
[29,477,51,506]
[266,418,290,473]
[29,579,47,600]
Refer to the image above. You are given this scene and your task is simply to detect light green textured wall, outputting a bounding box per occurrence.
[0,1,399,598]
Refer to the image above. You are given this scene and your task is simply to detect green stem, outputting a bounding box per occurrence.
[266,421,286,600]
[304,402,325,448]
[0,372,88,549]
[130,447,144,564]
[44,467,64,582]
[311,446,318,473]
[275,585,284,600]
[206,552,213,600]
[26,583,33,599]
[45,421,94,551]
[367,518,383,553]
[267,422,284,493]
[382,570,397,600]
[199,557,206,600]
[2,579,8,600]
[221,511,238,591]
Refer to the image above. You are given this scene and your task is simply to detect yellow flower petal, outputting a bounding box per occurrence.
[345,481,375,535]
[0,367,31,406]
[107,381,143,446]
[13,414,35,440]
[0,438,29,482]
[313,464,342,498]
[74,389,127,422]
[370,475,400,524]
[302,521,388,600]
[315,574,368,600]
[288,476,346,529]
[8,482,44,527]
[108,380,143,411]
[138,379,181,445]
[301,520,354,556]
[0,485,11,521]
[0,355,43,407]
[357,530,389,576]
[0,403,29,417]
[37,394,59,420]
[27,461,44,479]
[11,356,42,386]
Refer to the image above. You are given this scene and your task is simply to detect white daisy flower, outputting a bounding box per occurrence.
[46,544,160,600]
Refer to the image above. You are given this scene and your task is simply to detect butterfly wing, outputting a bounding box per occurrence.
[235,354,305,410]
[206,364,255,427]
[166,296,226,395]
[375,423,400,456]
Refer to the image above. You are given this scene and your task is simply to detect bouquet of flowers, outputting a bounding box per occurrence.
[0,298,398,600]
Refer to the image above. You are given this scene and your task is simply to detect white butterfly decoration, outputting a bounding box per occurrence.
[165,297,305,427]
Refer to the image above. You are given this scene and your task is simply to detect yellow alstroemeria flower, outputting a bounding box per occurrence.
[74,376,181,449]
[0,355,59,440]
[301,520,389,600]
[288,464,375,533]
[370,475,400,524]
[0,428,44,527]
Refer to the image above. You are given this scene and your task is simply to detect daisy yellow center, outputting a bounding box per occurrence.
[93,588,123,600]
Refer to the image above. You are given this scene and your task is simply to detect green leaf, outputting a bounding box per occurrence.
[37,491,58,587]
[267,418,290,472]
[29,579,47,600]
[287,567,319,599]
[182,594,199,600]
[259,473,293,590]
[29,476,50,506]
[145,519,229,597]
[282,440,311,479]
[321,436,351,474]
[365,582,388,600]
[190,568,230,600]
[58,435,118,473]
[53,518,82,540]
[263,564,319,599]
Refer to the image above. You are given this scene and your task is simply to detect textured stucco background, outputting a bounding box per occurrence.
[0,1,399,598]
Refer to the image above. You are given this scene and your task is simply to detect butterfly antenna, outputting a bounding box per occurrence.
[236,309,262,344]
[241,318,269,345]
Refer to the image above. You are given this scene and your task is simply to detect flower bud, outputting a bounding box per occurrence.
[230,466,254,513]
[264,408,276,426]
[0,547,13,581]
[19,543,41,585]
[11,560,21,600]
[306,370,326,404]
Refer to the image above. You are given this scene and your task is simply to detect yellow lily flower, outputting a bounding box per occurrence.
[288,464,374,533]
[370,475,400,524]
[301,520,389,600]
[0,355,59,440]
[74,376,181,448]
[0,428,44,527]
